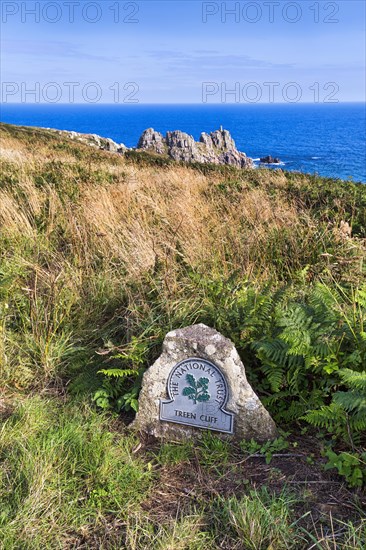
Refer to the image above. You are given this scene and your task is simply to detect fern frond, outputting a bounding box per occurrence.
[304,403,347,430]
[97,368,138,378]
[68,365,103,395]
[338,369,366,390]
[310,283,341,312]
[278,400,309,422]
[263,391,289,406]
[262,364,284,393]
[333,391,366,413]
[350,411,366,431]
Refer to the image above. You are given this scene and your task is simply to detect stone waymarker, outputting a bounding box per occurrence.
[160,357,234,433]
[132,324,277,441]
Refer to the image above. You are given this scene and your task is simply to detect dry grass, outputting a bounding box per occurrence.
[2,123,360,283]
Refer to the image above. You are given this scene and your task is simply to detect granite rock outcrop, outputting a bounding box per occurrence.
[137,128,253,169]
[50,129,127,153]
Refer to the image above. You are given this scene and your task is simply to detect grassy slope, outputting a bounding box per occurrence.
[0,123,365,549]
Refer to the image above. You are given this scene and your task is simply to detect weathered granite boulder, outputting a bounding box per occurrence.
[206,128,236,151]
[137,128,253,169]
[137,128,167,154]
[132,324,277,441]
[166,130,199,162]
[102,137,127,153]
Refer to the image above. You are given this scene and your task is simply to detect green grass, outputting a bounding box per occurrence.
[122,511,213,550]
[1,396,365,549]
[156,441,193,466]
[0,398,153,548]
[197,432,231,473]
[221,488,301,549]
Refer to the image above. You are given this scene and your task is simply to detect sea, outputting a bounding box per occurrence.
[1,103,365,183]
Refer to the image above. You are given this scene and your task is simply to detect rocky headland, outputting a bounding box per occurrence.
[137,127,253,169]
[49,126,253,169]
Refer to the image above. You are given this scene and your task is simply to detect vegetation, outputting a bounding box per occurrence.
[0,122,365,548]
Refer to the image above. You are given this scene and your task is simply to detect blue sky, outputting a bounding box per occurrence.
[1,0,365,103]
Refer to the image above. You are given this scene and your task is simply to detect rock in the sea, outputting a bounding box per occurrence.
[137,128,253,169]
[260,155,281,164]
[132,324,277,441]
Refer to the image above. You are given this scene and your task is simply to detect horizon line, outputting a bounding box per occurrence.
[1,101,366,107]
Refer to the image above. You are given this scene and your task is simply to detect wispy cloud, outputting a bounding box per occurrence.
[1,40,120,63]
[146,50,295,71]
